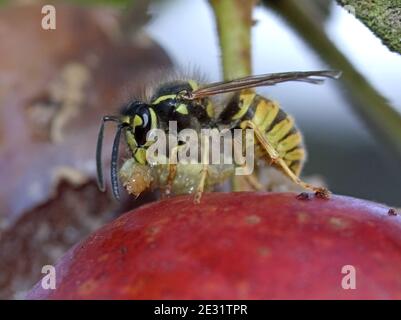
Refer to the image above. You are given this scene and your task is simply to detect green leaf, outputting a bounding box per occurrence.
[336,0,401,55]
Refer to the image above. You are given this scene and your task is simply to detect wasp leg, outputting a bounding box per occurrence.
[232,143,265,191]
[194,165,208,203]
[245,173,265,191]
[194,136,210,204]
[163,146,180,197]
[165,163,177,196]
[240,120,330,197]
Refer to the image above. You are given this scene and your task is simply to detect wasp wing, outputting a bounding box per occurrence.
[187,70,341,99]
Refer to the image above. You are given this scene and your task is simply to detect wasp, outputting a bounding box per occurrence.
[96,70,341,203]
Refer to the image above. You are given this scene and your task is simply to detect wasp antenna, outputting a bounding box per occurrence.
[111,123,128,201]
[96,116,120,192]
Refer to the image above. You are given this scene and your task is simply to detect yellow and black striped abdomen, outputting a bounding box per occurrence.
[220,90,306,176]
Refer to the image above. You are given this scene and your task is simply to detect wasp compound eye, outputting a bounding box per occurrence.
[133,107,152,146]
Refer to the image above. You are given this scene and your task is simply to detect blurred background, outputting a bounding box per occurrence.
[0,0,400,299]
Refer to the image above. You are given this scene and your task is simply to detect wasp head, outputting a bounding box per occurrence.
[96,100,158,200]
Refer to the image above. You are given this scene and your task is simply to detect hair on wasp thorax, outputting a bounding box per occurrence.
[120,67,208,104]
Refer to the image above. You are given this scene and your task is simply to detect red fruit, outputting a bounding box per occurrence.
[27,193,401,299]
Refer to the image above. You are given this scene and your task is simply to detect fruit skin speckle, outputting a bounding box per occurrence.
[27,192,401,299]
[245,214,261,225]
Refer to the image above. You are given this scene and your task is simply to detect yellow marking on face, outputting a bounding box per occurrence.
[277,133,302,154]
[125,131,137,152]
[176,103,189,115]
[152,94,176,105]
[134,148,147,164]
[133,115,143,127]
[206,101,214,118]
[232,90,256,120]
[149,107,157,129]
[266,116,295,144]
[284,148,305,161]
[188,80,199,90]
